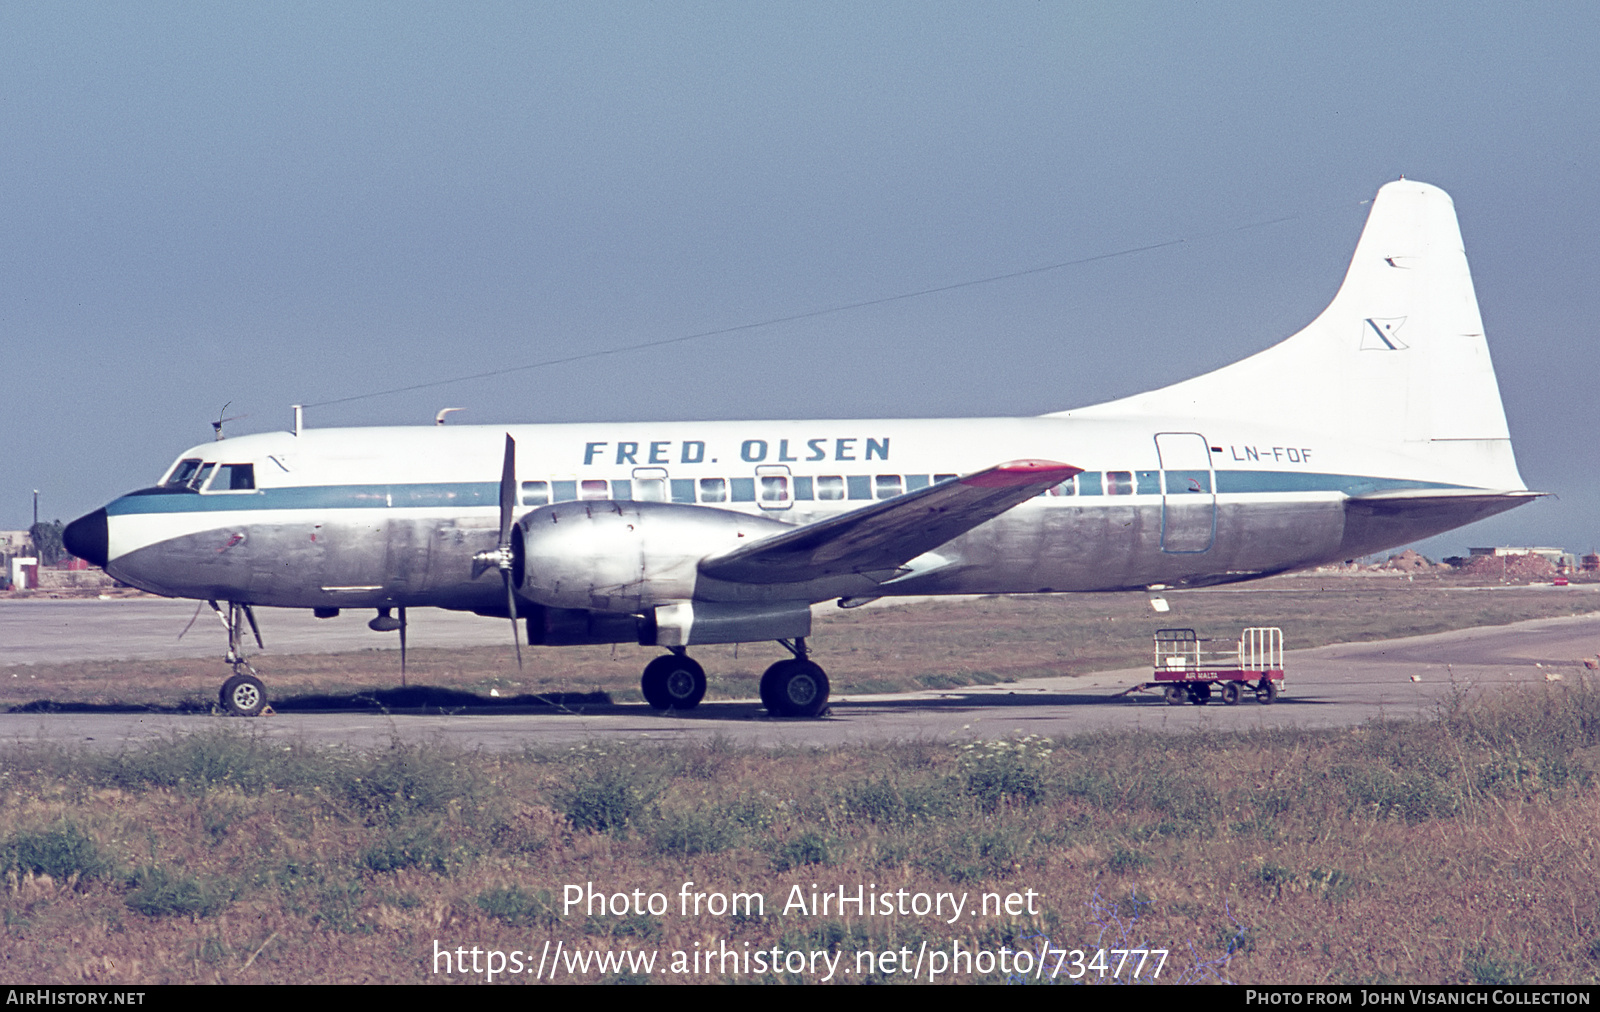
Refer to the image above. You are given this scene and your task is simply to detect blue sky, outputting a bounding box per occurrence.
[4,3,1596,557]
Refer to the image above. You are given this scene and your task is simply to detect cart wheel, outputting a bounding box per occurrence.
[1190,683,1212,705]
[1164,685,1187,706]
[1221,682,1242,706]
[1256,679,1279,705]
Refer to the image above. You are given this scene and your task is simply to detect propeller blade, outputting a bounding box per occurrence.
[471,435,521,580]
[503,571,523,670]
[499,433,516,548]
[498,433,523,670]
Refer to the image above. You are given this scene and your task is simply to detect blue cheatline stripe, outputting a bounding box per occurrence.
[103,471,1467,517]
[106,482,500,516]
[1212,471,1463,496]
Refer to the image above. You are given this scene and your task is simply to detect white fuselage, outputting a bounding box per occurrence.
[97,412,1497,615]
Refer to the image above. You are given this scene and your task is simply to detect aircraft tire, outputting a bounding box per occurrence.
[760,659,829,718]
[641,655,706,711]
[219,673,266,717]
[1221,682,1243,706]
[1256,679,1279,706]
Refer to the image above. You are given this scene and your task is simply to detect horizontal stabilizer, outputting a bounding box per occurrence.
[1345,487,1542,523]
[699,460,1080,585]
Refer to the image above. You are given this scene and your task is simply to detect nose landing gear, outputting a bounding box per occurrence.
[213,600,269,716]
[219,670,266,717]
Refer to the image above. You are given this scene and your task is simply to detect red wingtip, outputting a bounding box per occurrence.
[960,459,1083,488]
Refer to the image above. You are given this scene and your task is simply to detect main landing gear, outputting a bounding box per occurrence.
[640,650,707,711]
[637,638,831,718]
[213,600,268,717]
[761,638,830,718]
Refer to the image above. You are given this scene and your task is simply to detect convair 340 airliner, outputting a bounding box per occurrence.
[63,180,1536,717]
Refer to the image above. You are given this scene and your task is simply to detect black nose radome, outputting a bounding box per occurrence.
[63,508,109,568]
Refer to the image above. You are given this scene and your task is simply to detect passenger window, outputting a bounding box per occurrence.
[552,480,578,502]
[671,479,696,503]
[792,476,814,500]
[759,475,790,502]
[875,475,903,499]
[1137,470,1161,495]
[1106,471,1134,495]
[521,481,550,506]
[905,474,930,491]
[934,473,957,483]
[1048,476,1075,496]
[1077,472,1103,495]
[1166,471,1211,494]
[580,479,609,500]
[611,479,632,500]
[816,476,845,501]
[699,478,727,503]
[847,476,872,500]
[632,469,667,502]
[634,478,665,501]
[730,478,756,502]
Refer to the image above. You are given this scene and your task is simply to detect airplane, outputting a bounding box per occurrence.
[62,179,1537,718]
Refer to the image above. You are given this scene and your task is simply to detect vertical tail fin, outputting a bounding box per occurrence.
[1064,180,1526,491]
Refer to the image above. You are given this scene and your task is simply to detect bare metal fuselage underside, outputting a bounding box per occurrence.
[107,488,1520,613]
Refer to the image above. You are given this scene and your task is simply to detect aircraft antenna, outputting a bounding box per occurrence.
[211,402,248,441]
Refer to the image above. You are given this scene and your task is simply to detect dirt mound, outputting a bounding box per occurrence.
[1458,552,1557,580]
[1383,549,1436,571]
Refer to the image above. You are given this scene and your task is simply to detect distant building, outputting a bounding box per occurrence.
[0,530,32,590]
[1469,546,1578,572]
[9,557,38,590]
[2,529,114,592]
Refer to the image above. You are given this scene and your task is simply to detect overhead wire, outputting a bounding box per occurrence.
[301,199,1364,412]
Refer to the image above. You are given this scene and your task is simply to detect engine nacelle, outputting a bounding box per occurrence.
[515,499,793,612]
[523,603,649,646]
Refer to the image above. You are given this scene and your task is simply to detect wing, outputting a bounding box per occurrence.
[698,459,1080,585]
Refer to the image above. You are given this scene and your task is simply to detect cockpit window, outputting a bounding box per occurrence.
[165,458,203,487]
[213,464,256,491]
[190,463,216,490]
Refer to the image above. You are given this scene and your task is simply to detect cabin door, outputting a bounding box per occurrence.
[1155,432,1216,553]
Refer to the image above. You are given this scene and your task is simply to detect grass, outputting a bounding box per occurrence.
[475,885,558,928]
[2,821,110,884]
[124,866,233,918]
[4,675,1600,983]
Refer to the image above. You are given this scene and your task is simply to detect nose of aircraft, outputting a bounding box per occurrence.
[63,508,109,567]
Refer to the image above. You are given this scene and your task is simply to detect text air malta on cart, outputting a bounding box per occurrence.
[1129,627,1285,706]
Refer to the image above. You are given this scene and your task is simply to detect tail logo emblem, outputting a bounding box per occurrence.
[1361,317,1409,351]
